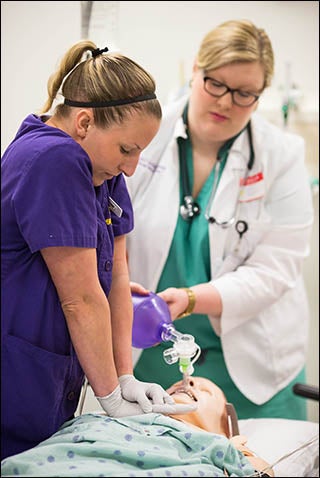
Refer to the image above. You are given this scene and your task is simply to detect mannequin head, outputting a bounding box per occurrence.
[167,376,274,477]
[166,376,230,436]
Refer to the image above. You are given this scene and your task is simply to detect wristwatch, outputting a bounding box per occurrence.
[177,288,196,319]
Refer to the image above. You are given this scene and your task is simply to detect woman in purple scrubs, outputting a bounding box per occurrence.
[1,41,194,460]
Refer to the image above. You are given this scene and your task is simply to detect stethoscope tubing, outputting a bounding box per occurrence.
[179,120,255,240]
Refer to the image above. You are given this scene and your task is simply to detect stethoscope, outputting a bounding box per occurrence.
[178,117,255,240]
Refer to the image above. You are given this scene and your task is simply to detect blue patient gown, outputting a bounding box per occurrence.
[1,413,256,477]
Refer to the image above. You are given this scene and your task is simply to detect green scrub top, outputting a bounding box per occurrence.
[134,126,306,421]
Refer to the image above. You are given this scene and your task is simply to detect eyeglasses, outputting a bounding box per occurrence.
[203,76,260,107]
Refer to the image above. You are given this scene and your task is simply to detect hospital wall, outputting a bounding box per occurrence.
[1,1,319,421]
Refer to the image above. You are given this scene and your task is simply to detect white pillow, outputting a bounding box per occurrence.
[239,418,319,477]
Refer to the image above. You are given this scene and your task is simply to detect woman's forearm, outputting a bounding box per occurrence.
[190,283,222,317]
[109,235,134,377]
[62,290,119,397]
[158,282,222,320]
[41,246,120,397]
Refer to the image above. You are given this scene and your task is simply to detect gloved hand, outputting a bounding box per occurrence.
[119,374,197,415]
[96,384,147,417]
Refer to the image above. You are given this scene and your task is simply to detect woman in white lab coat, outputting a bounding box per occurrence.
[126,19,314,419]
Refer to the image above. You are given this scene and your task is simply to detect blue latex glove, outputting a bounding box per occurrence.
[119,374,197,415]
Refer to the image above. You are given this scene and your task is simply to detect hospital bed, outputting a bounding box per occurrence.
[3,382,317,477]
[238,383,319,477]
[76,381,319,477]
[239,416,318,477]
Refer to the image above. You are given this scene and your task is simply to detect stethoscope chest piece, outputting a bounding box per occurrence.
[180,195,201,221]
[178,114,254,226]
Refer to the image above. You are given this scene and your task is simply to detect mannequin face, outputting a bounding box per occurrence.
[166,376,230,436]
[167,376,275,477]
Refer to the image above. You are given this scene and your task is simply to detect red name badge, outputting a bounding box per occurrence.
[239,172,264,202]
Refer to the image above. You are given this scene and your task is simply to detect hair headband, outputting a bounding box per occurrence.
[64,46,156,108]
[64,94,157,108]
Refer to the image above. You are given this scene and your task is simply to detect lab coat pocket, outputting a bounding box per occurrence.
[237,193,264,222]
[214,254,244,278]
[239,172,265,204]
[223,216,271,268]
[2,334,72,448]
[225,191,269,258]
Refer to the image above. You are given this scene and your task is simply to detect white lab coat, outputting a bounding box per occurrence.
[126,94,314,404]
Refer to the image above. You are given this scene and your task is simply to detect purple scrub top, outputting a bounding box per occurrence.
[1,115,134,459]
